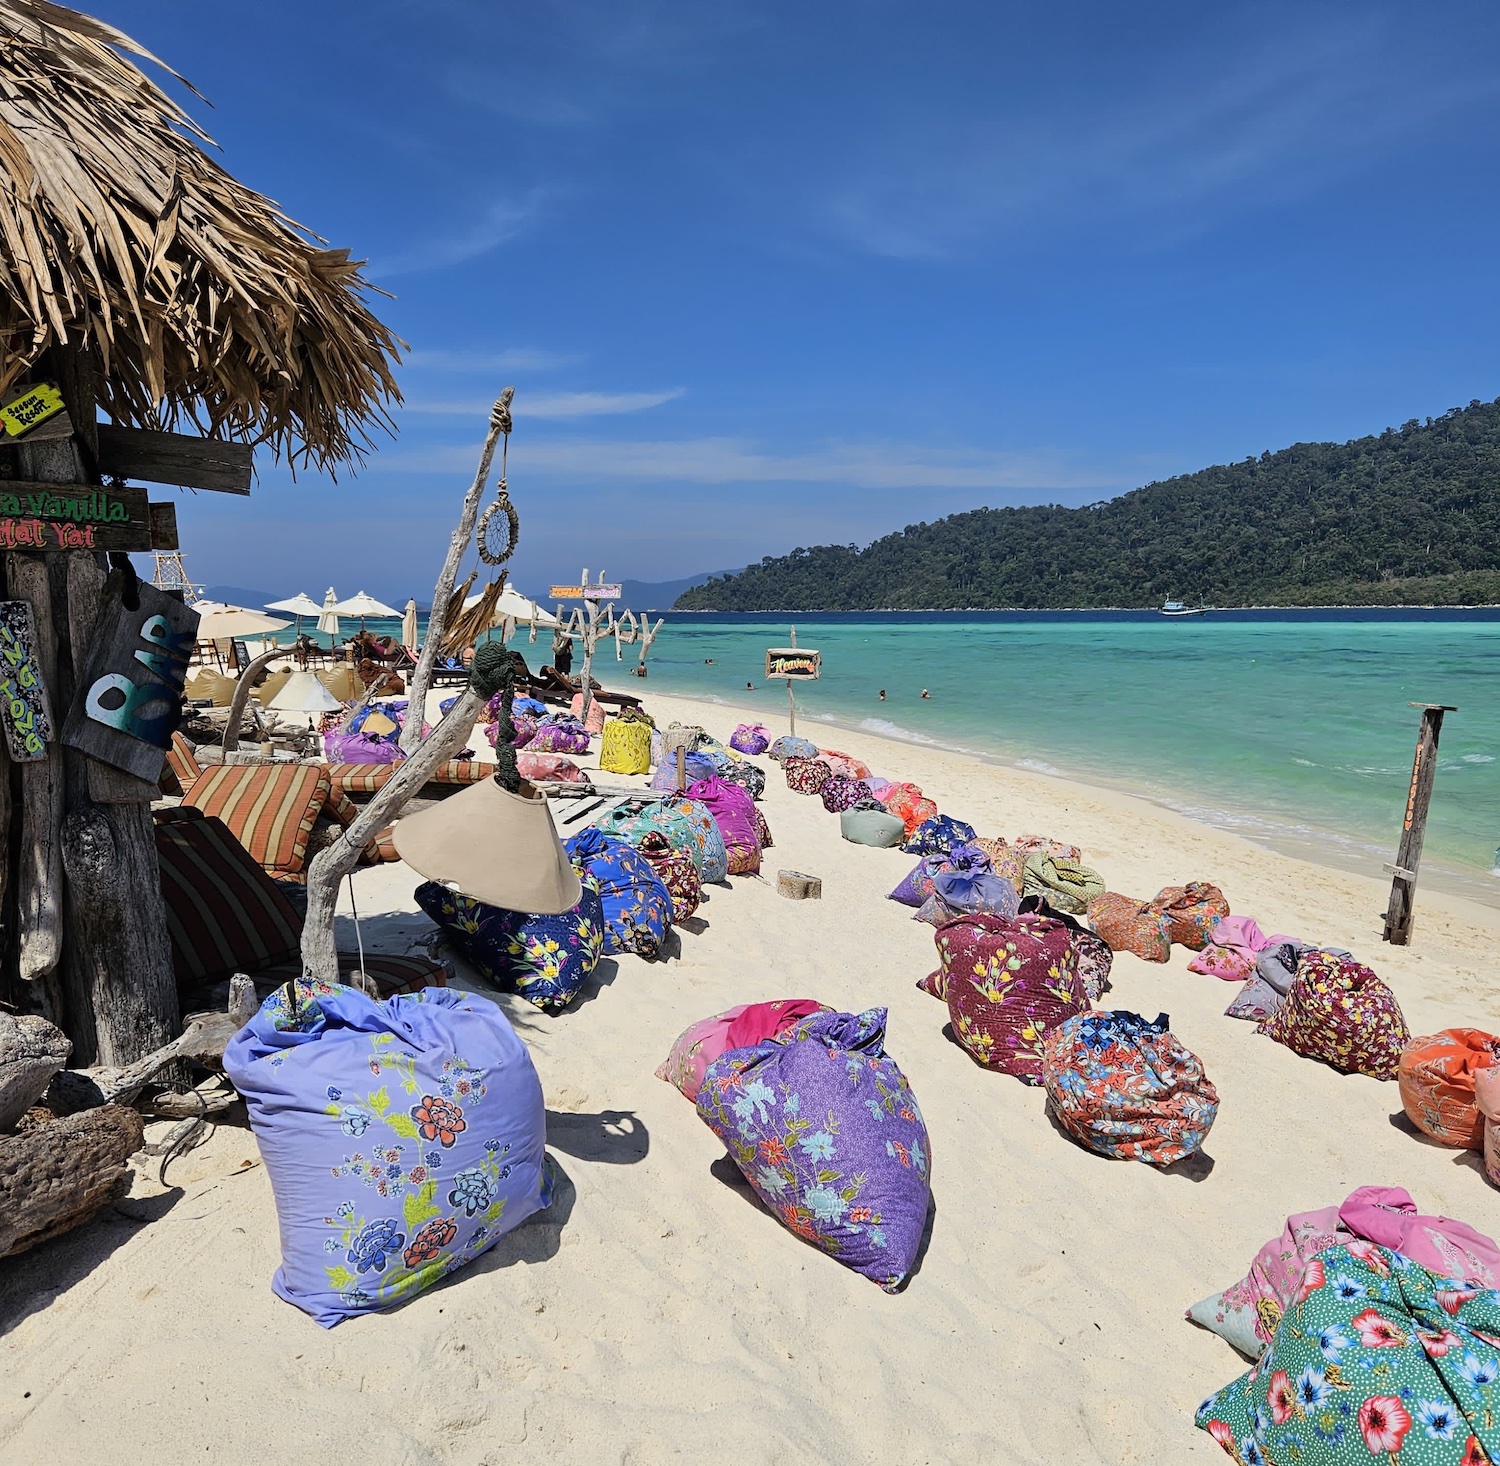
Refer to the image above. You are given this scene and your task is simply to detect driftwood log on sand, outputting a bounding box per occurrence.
[0,1011,71,1130]
[0,1103,143,1259]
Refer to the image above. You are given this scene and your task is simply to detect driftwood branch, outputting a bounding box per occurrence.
[0,1012,71,1130]
[0,1104,143,1259]
[302,684,489,982]
[401,389,513,755]
[222,645,289,752]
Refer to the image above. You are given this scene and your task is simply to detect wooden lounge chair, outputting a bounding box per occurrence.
[153,807,445,1012]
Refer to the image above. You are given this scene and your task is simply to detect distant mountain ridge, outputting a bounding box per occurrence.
[674,399,1500,610]
[620,569,742,608]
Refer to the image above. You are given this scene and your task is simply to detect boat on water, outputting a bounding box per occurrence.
[1160,599,1207,617]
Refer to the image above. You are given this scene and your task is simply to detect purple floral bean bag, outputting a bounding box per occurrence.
[729,723,771,755]
[530,717,590,754]
[696,1007,932,1292]
[223,981,552,1327]
[820,775,873,813]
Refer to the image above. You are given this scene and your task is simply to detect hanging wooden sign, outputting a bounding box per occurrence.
[0,599,53,761]
[765,647,821,680]
[0,382,66,439]
[0,481,152,552]
[62,573,200,781]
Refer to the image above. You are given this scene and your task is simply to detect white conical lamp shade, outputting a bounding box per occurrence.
[268,670,346,714]
[393,777,581,915]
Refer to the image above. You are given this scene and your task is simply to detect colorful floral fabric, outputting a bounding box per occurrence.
[821,775,874,813]
[222,981,552,1327]
[1042,1010,1219,1165]
[1226,977,1285,1024]
[730,723,771,755]
[597,797,728,883]
[1012,834,1083,862]
[937,913,1088,1084]
[636,831,701,923]
[1154,882,1231,950]
[768,735,817,762]
[1019,894,1114,1002]
[902,815,977,857]
[889,854,951,908]
[1189,916,1272,981]
[655,998,826,1102]
[1087,892,1173,963]
[563,827,673,958]
[599,716,652,775]
[876,783,939,839]
[657,797,729,883]
[530,716,591,754]
[783,755,834,796]
[754,806,774,849]
[719,760,767,803]
[696,1008,932,1292]
[1022,854,1106,916]
[1400,1031,1500,1149]
[934,844,1020,917]
[1260,950,1411,1079]
[650,750,720,791]
[414,876,605,1013]
[685,776,762,876]
[1196,1242,1500,1466]
[971,838,1027,892]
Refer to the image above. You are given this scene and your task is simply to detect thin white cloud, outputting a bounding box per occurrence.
[402,389,685,419]
[816,21,1500,259]
[374,434,1132,493]
[402,347,584,373]
[373,193,543,278]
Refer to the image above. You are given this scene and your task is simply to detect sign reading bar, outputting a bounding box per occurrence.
[0,481,152,553]
[765,647,821,680]
[550,583,622,600]
[0,382,66,439]
[63,575,199,782]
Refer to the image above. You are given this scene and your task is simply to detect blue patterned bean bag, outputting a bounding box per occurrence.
[564,827,673,958]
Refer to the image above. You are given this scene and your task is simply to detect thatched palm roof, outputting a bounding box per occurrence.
[0,0,402,471]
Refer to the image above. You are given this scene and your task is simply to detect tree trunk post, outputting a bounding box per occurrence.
[222,644,290,752]
[400,390,512,755]
[301,684,489,982]
[1382,702,1456,946]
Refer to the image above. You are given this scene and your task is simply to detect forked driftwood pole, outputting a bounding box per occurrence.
[1382,702,1457,946]
[222,644,288,751]
[301,664,499,983]
[637,615,664,676]
[401,389,513,755]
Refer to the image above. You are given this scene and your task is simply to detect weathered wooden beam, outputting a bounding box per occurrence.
[0,1103,143,1259]
[96,424,252,494]
[0,1011,70,1130]
[148,501,179,550]
[1382,702,1457,946]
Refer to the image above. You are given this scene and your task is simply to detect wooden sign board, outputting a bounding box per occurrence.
[765,647,821,680]
[0,481,151,553]
[0,382,66,439]
[96,424,253,495]
[0,600,54,761]
[148,501,179,550]
[549,583,622,600]
[62,574,200,782]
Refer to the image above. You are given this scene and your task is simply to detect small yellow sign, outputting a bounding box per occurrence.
[549,585,584,600]
[0,382,66,438]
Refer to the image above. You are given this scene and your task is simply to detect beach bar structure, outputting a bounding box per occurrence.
[0,0,400,1069]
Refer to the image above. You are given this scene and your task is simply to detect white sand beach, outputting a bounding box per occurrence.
[5,689,1500,1466]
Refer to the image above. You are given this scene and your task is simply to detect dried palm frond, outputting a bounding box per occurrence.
[0,0,403,472]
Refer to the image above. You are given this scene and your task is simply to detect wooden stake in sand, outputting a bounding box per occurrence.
[1382,701,1457,946]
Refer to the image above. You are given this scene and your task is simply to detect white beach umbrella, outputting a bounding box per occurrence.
[316,587,341,638]
[265,591,322,637]
[335,590,401,634]
[265,592,322,617]
[401,598,419,651]
[194,603,290,641]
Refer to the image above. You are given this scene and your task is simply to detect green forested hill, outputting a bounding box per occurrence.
[674,399,1500,610]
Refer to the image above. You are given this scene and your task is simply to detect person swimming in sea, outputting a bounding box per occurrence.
[921,688,930,699]
[879,689,886,701]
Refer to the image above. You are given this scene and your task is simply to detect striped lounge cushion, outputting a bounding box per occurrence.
[432,760,490,785]
[155,812,302,984]
[182,764,331,876]
[165,731,203,794]
[325,763,397,796]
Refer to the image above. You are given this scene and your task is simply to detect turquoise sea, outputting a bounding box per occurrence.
[629,611,1500,907]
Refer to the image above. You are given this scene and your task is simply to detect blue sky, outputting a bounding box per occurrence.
[108,0,1500,604]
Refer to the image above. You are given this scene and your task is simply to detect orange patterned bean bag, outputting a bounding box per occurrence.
[1399,1028,1500,1148]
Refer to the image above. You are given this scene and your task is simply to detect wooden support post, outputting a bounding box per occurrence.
[786,625,798,736]
[676,746,685,792]
[401,390,512,755]
[1382,702,1457,946]
[637,616,663,677]
[301,682,489,983]
[577,567,600,724]
[222,644,290,752]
